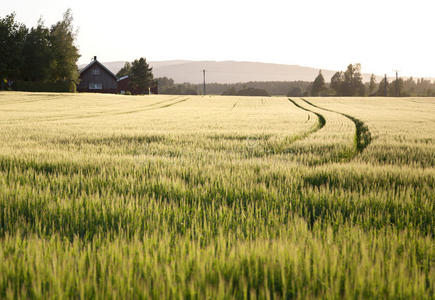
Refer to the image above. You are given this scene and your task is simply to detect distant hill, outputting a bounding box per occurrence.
[80,60,378,84]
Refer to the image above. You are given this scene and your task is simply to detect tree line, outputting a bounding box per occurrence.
[310,64,435,97]
[152,80,311,96]
[0,10,79,91]
[153,66,435,97]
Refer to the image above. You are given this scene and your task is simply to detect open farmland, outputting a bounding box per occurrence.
[0,92,434,299]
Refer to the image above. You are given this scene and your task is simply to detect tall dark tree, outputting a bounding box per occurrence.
[116,62,131,78]
[377,76,389,96]
[311,70,325,96]
[0,13,27,82]
[22,18,53,81]
[49,9,80,82]
[129,57,154,94]
[368,74,377,96]
[354,65,366,96]
[330,71,343,95]
[342,64,365,96]
[389,78,404,97]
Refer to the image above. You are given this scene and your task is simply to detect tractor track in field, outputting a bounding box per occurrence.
[252,98,326,156]
[43,97,190,121]
[108,97,190,116]
[300,98,372,154]
[0,96,186,124]
[288,98,326,135]
[0,95,66,106]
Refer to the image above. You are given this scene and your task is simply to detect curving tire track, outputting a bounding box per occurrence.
[108,97,189,116]
[259,98,327,155]
[300,98,372,154]
[2,96,187,124]
[288,98,325,131]
[48,97,190,121]
[51,96,187,120]
[0,95,66,106]
[224,98,327,157]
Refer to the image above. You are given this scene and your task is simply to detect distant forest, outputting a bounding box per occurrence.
[158,64,435,97]
[156,78,311,96]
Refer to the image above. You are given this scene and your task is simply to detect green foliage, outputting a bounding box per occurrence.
[389,78,405,97]
[116,62,132,78]
[329,64,366,96]
[69,80,77,93]
[330,71,343,95]
[129,58,154,94]
[21,19,53,81]
[368,74,377,96]
[398,77,435,97]
[156,80,311,96]
[342,64,365,96]
[156,78,197,95]
[49,9,80,82]
[163,83,197,95]
[116,59,156,94]
[0,10,80,90]
[176,81,310,96]
[0,13,27,80]
[12,80,75,92]
[311,70,325,96]
[377,76,389,96]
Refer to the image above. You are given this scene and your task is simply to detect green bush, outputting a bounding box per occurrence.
[69,81,77,93]
[12,80,76,92]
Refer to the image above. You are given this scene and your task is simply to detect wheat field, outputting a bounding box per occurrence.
[0,92,434,299]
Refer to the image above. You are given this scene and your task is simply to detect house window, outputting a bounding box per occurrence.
[92,68,100,75]
[89,83,102,90]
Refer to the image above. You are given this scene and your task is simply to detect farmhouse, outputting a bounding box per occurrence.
[78,56,158,94]
[78,56,117,93]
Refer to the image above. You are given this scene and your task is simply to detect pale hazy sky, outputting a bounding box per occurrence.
[2,0,435,77]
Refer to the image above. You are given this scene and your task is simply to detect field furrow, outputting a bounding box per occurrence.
[302,98,372,154]
[284,98,355,165]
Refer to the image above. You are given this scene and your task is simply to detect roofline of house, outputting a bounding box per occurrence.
[79,59,117,79]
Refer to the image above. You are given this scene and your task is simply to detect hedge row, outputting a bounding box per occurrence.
[11,80,76,92]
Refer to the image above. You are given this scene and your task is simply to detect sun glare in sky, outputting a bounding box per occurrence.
[4,0,435,78]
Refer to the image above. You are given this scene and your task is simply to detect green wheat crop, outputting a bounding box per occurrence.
[0,92,433,299]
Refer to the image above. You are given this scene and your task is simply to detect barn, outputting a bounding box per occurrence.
[78,56,117,93]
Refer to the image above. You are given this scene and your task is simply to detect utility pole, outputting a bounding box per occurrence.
[384,74,387,97]
[203,69,206,95]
